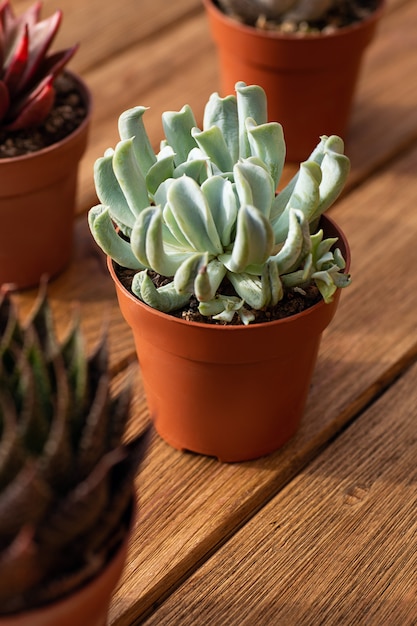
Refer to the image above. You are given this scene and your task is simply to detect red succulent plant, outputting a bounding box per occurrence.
[0,0,77,131]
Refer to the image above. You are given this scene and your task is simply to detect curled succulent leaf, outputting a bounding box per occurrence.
[0,0,78,130]
[89,82,351,323]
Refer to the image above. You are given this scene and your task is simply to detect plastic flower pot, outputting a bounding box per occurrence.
[202,0,385,162]
[0,72,91,290]
[0,497,135,626]
[108,215,350,463]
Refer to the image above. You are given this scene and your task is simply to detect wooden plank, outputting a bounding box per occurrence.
[104,143,417,624]
[12,0,202,73]
[142,359,417,626]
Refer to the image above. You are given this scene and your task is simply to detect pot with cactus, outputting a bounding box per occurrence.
[202,0,385,161]
[0,1,91,290]
[0,284,149,624]
[88,81,351,462]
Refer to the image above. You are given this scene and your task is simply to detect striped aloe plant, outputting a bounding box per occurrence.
[0,285,149,615]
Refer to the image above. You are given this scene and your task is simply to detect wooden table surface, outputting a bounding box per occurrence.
[11,0,417,624]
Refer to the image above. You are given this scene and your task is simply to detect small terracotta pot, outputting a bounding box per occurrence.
[202,0,385,162]
[0,498,135,626]
[0,71,91,290]
[108,215,350,462]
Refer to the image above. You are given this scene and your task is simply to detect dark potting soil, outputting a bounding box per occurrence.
[216,0,380,33]
[0,72,88,158]
[115,263,323,326]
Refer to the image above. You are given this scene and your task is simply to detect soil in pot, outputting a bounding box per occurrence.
[115,265,323,325]
[219,0,380,33]
[0,72,88,158]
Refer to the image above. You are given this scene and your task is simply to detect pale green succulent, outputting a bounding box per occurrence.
[89,81,351,325]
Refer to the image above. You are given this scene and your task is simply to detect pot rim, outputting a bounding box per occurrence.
[203,0,386,42]
[0,70,92,166]
[108,214,351,332]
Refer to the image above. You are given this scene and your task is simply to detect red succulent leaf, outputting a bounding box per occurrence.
[5,73,54,130]
[3,23,28,95]
[17,9,62,92]
[0,79,9,121]
[36,43,79,81]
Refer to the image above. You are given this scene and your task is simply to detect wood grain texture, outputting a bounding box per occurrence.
[6,2,417,624]
[142,359,417,626]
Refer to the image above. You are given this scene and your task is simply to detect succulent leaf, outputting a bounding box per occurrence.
[88,205,144,270]
[112,139,150,218]
[118,106,157,177]
[0,1,78,130]
[203,92,239,163]
[89,82,351,323]
[162,104,198,165]
[235,81,268,158]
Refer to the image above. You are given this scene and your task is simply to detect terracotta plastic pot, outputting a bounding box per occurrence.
[0,498,135,626]
[202,0,385,162]
[108,215,350,462]
[0,71,91,290]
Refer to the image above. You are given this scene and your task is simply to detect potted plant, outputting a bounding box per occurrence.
[0,0,92,290]
[0,283,149,624]
[88,81,351,462]
[202,0,385,161]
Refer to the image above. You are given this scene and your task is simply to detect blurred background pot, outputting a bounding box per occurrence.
[203,0,385,162]
[0,499,135,626]
[0,72,91,290]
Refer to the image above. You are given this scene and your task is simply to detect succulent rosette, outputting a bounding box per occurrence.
[89,82,351,324]
[0,0,77,130]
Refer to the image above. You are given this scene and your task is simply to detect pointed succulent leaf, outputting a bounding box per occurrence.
[3,23,28,95]
[203,91,239,162]
[0,3,78,131]
[222,204,274,273]
[162,104,198,165]
[281,253,313,288]
[174,252,209,295]
[245,117,285,190]
[234,157,275,219]
[265,259,284,306]
[17,10,62,88]
[194,258,227,302]
[112,139,150,217]
[146,151,176,197]
[235,81,267,158]
[167,176,223,255]
[191,125,233,173]
[118,106,157,177]
[271,209,306,274]
[272,161,322,242]
[131,205,189,276]
[5,74,54,130]
[270,135,330,221]
[162,202,194,250]
[94,154,136,230]
[173,156,208,183]
[227,271,267,310]
[201,175,237,248]
[313,136,351,219]
[88,205,144,270]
